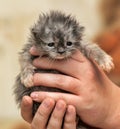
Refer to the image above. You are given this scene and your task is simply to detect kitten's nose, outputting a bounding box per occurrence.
[58,47,65,54]
[58,51,65,54]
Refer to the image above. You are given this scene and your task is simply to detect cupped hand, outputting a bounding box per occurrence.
[21,96,76,129]
[29,46,120,129]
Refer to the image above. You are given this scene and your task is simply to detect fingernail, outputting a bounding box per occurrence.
[67,105,76,117]
[56,100,66,110]
[43,98,51,108]
[30,46,39,55]
[30,92,38,99]
[67,105,74,113]
[30,46,36,52]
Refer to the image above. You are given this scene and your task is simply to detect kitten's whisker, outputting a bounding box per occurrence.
[65,56,71,63]
[47,57,55,69]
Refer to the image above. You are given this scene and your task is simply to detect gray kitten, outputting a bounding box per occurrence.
[14,11,114,129]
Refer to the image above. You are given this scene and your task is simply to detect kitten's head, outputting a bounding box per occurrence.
[31,11,84,59]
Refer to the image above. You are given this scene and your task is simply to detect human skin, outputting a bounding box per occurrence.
[21,96,76,129]
[21,46,120,129]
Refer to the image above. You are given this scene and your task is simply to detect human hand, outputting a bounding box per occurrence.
[21,96,76,129]
[29,46,120,129]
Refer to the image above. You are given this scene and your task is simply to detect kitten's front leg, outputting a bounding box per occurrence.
[19,47,36,87]
[20,64,35,87]
[80,39,114,72]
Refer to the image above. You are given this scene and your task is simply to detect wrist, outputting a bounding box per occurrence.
[101,84,120,129]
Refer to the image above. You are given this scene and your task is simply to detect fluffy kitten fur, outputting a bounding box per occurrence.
[14,11,114,129]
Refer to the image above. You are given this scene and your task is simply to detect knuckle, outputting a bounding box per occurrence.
[37,107,47,119]
[64,77,79,93]
[47,120,60,129]
[63,124,70,129]
[55,75,65,86]
[64,115,74,125]
[52,112,60,120]
[64,123,76,129]
[55,76,71,87]
[55,75,79,93]
[47,124,54,129]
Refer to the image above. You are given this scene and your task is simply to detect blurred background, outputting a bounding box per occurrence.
[0,0,120,129]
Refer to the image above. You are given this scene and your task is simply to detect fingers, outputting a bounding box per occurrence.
[31,98,55,129]
[31,99,76,129]
[29,46,40,56]
[30,46,95,79]
[33,73,81,94]
[30,46,87,62]
[33,57,87,78]
[64,105,76,129]
[47,100,67,129]
[30,91,79,107]
[30,46,94,79]
[21,96,33,123]
[47,101,76,129]
[21,96,77,129]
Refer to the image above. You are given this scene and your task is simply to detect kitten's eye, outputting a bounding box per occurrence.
[48,42,55,47]
[67,41,72,46]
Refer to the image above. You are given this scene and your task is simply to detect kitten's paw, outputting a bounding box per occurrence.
[21,67,35,87]
[98,55,114,72]
[21,74,34,87]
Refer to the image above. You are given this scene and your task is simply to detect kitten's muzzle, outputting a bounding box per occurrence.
[57,47,65,54]
[58,51,65,54]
